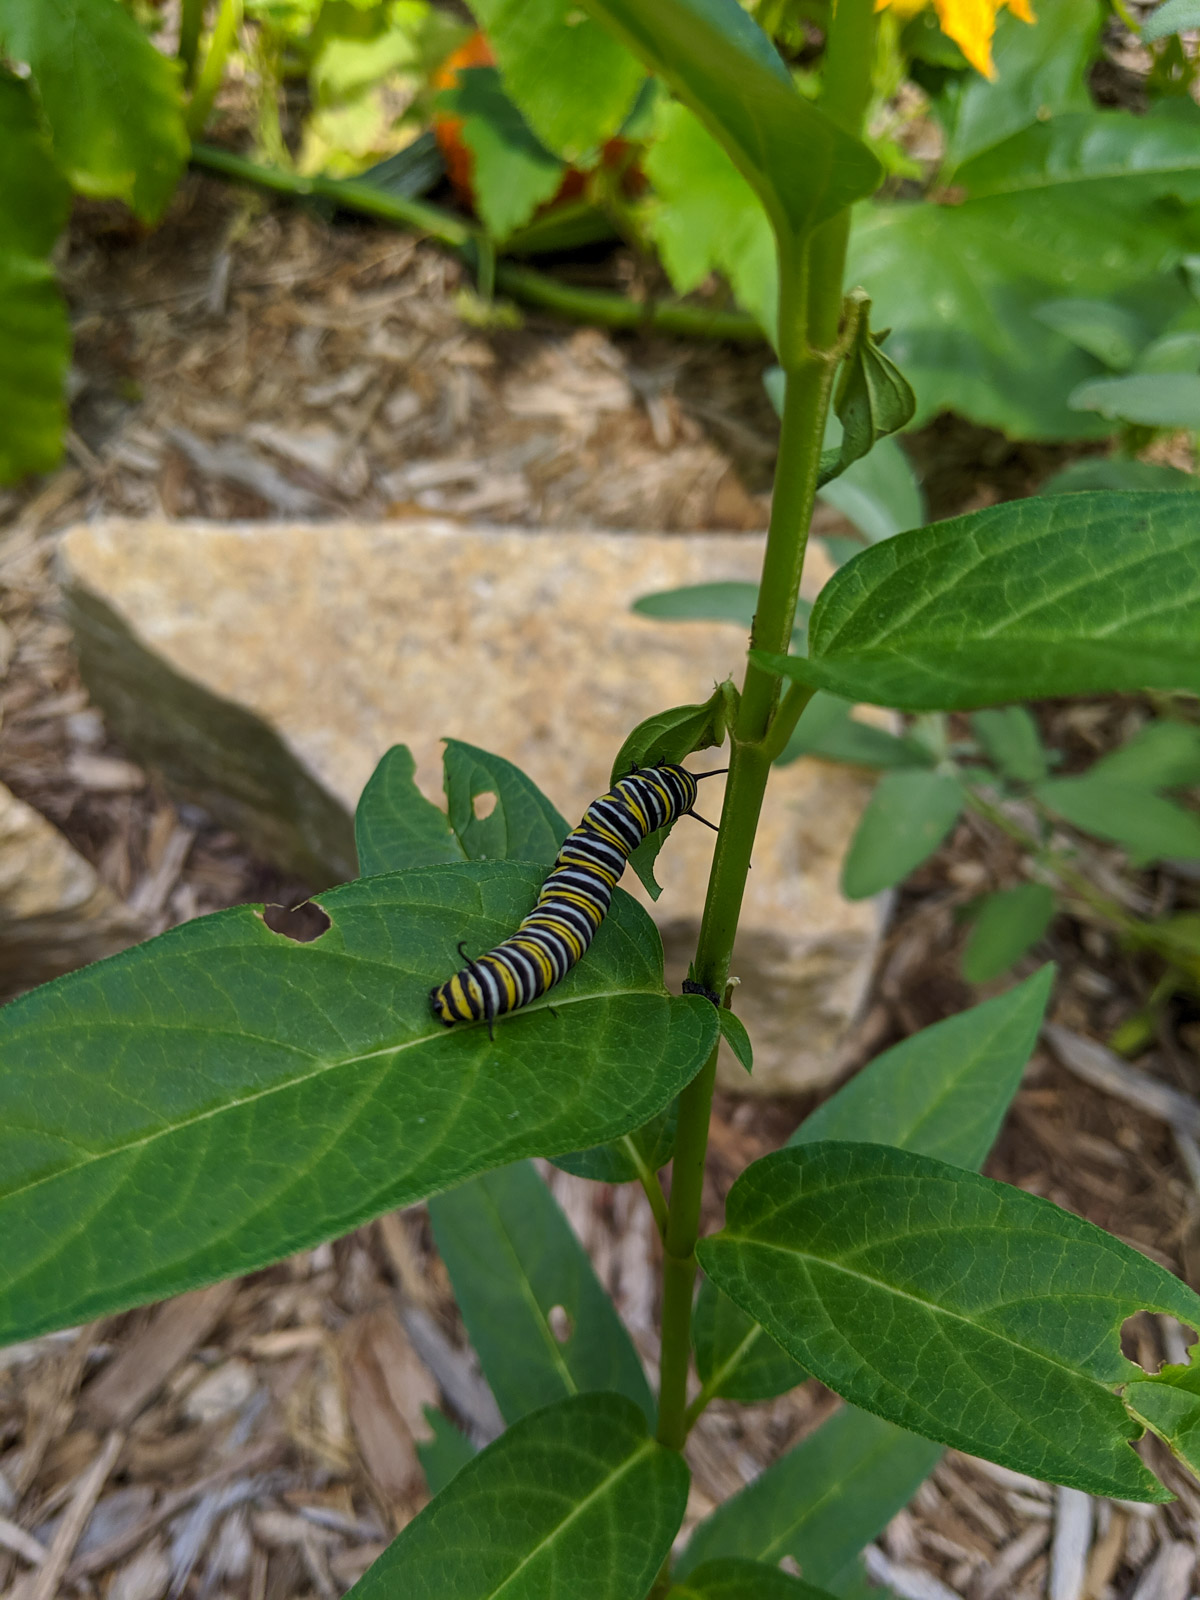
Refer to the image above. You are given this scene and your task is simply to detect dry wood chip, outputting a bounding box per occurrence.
[165,427,329,516]
[337,1310,436,1505]
[932,1461,1010,1544]
[20,1429,123,1600]
[396,1303,504,1445]
[865,1545,965,1600]
[1129,1538,1195,1600]
[83,1281,238,1427]
[106,1536,171,1600]
[0,1514,47,1568]
[1083,1510,1126,1599]
[972,1519,1051,1600]
[1042,1025,1200,1139]
[1049,1487,1092,1600]
[64,751,146,792]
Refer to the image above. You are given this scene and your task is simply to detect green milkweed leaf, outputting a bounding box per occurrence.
[552,1103,677,1184]
[758,492,1200,711]
[0,0,188,220]
[417,1407,478,1495]
[0,862,716,1345]
[612,687,731,899]
[1070,372,1200,430]
[669,1558,840,1599]
[717,1009,752,1076]
[428,1160,654,1425]
[577,0,880,245]
[0,70,70,483]
[678,1404,941,1582]
[464,0,645,162]
[777,695,930,772]
[693,1273,806,1403]
[818,436,925,548]
[840,770,965,899]
[970,706,1049,785]
[1042,458,1200,496]
[1124,1359,1200,1477]
[1092,719,1200,789]
[697,971,1053,1409]
[699,1141,1200,1499]
[355,741,569,875]
[1036,776,1200,863]
[1033,298,1145,371]
[347,1393,688,1599]
[961,885,1056,984]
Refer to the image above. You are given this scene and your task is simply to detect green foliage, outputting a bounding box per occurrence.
[0,72,70,481]
[1043,457,1200,494]
[678,1404,942,1582]
[778,695,930,771]
[438,67,566,240]
[466,0,644,162]
[817,437,925,547]
[762,492,1200,710]
[669,1559,840,1599]
[611,686,732,897]
[553,1104,677,1183]
[841,769,965,898]
[699,1140,1200,1498]
[693,1274,806,1402]
[0,862,715,1345]
[1036,776,1200,863]
[429,1160,654,1424]
[1143,0,1200,42]
[1125,1358,1200,1476]
[417,1407,478,1494]
[355,740,568,876]
[347,1393,689,1598]
[969,707,1049,785]
[961,884,1056,983]
[0,0,188,218]
[1071,372,1200,429]
[717,1008,752,1075]
[576,0,881,248]
[817,298,917,490]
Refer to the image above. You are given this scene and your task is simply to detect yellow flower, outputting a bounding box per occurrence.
[877,0,1035,78]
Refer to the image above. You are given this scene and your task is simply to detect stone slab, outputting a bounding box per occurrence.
[61,518,885,1094]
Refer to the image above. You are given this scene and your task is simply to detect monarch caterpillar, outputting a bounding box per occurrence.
[430,762,723,1033]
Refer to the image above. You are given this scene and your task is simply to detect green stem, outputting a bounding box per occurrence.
[186,0,243,140]
[619,1135,670,1238]
[652,0,877,1472]
[187,145,763,342]
[179,0,206,88]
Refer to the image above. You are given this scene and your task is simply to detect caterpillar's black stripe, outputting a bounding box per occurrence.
[430,762,702,1029]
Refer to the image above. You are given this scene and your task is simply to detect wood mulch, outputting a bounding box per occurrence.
[1,164,1200,1600]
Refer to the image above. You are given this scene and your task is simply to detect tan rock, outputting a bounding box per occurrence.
[61,518,885,1093]
[0,780,137,996]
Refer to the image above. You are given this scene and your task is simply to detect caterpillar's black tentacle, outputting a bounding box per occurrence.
[429,762,703,1029]
[686,810,720,832]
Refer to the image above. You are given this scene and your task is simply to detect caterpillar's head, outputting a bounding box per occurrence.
[429,982,457,1025]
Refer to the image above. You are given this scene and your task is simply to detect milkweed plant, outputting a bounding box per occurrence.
[5,3,1200,1596]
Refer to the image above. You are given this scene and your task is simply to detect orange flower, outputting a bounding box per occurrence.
[877,0,1035,77]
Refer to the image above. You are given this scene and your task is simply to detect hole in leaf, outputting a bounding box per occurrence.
[547,1304,573,1344]
[472,789,497,820]
[262,901,332,943]
[1120,1311,1199,1374]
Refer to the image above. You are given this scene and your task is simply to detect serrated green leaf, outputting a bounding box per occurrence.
[611,690,729,899]
[577,0,880,245]
[670,1558,838,1600]
[429,1160,654,1425]
[678,1403,941,1581]
[699,1140,1200,1498]
[1036,776,1200,862]
[970,706,1049,785]
[444,740,569,865]
[438,68,565,241]
[0,0,187,220]
[693,1274,805,1403]
[0,862,716,1345]
[643,100,777,340]
[355,745,462,875]
[0,70,70,483]
[717,1009,752,1076]
[1092,719,1200,788]
[417,1406,478,1495]
[465,0,644,162]
[778,694,930,772]
[551,1102,677,1184]
[348,1392,688,1599]
[793,966,1053,1167]
[841,769,965,899]
[1142,0,1200,41]
[760,492,1200,711]
[1070,372,1200,430]
[961,886,1056,984]
[818,437,925,547]
[1043,457,1200,495]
